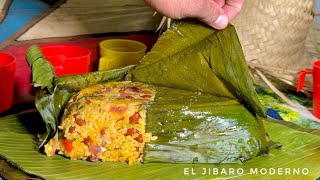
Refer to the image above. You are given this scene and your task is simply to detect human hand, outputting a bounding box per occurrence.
[144,0,244,29]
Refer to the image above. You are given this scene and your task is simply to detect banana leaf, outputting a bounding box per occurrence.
[129,21,270,163]
[27,45,55,93]
[26,45,135,146]
[131,20,265,118]
[144,86,269,163]
[0,112,319,179]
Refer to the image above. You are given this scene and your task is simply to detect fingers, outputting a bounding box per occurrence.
[179,0,229,29]
[223,0,244,21]
[144,0,236,30]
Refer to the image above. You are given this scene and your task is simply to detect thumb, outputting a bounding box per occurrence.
[178,0,229,29]
[145,0,229,29]
[196,1,229,29]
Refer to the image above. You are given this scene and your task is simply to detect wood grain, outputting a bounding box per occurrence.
[0,0,66,50]
[0,0,13,23]
[17,0,162,41]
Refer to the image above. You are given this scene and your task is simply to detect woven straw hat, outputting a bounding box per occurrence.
[232,0,317,91]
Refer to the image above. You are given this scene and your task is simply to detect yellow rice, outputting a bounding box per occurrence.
[44,81,157,164]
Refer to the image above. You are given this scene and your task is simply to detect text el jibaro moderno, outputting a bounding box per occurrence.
[183,167,309,176]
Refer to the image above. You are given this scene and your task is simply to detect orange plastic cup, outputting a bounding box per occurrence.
[297,60,320,119]
[41,45,91,76]
[0,52,16,112]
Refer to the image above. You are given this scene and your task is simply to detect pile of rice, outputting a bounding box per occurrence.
[44,81,157,164]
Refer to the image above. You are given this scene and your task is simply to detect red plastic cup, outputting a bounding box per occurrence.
[297,60,320,119]
[41,45,91,76]
[0,52,16,112]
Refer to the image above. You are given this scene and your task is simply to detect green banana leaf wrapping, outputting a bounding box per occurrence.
[131,21,265,118]
[26,45,135,146]
[25,21,269,164]
[26,45,55,93]
[130,21,269,162]
[145,86,268,163]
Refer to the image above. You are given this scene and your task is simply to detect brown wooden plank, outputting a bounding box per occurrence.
[0,0,13,23]
[0,0,66,51]
[17,0,162,41]
[11,30,158,47]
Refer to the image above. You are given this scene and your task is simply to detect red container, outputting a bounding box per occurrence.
[0,52,16,112]
[41,45,91,76]
[297,60,320,120]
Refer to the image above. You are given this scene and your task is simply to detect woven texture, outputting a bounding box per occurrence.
[306,16,320,63]
[232,0,316,89]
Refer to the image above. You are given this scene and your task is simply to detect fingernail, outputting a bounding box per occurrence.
[214,15,228,29]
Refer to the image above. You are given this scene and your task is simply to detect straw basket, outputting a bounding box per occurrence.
[232,0,317,91]
[306,14,320,69]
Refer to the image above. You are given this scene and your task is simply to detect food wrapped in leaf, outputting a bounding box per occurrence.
[26,20,269,164]
[43,81,267,164]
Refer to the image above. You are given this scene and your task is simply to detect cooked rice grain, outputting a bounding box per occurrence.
[44,81,157,164]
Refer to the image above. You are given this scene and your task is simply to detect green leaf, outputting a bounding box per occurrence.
[34,87,73,147]
[54,65,136,92]
[144,86,269,163]
[0,113,319,179]
[129,21,270,164]
[25,45,136,147]
[26,45,56,93]
[131,21,265,118]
